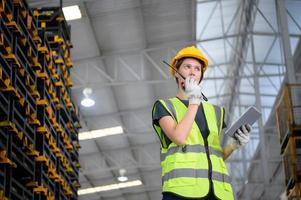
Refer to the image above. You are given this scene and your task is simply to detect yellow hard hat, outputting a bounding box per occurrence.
[170,46,208,76]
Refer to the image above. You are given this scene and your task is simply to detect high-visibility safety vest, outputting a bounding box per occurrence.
[152,97,234,200]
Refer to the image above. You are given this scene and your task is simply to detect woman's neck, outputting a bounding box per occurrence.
[176,90,188,100]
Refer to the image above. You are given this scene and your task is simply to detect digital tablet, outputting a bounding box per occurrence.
[225,106,262,138]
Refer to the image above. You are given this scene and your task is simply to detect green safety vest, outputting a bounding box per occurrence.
[152,97,234,199]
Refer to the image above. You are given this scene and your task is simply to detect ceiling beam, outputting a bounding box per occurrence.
[27,0,97,7]
[72,72,285,90]
[80,141,158,157]
[81,105,151,121]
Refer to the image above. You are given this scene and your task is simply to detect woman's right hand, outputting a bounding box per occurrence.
[185,76,203,105]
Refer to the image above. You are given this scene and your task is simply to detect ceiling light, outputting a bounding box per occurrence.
[78,126,124,140]
[117,176,128,182]
[78,180,142,195]
[81,88,95,107]
[117,169,128,182]
[62,5,82,21]
[80,98,95,107]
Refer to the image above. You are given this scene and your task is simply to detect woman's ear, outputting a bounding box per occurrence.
[198,68,205,84]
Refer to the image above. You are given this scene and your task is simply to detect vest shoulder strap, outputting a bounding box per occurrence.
[212,104,225,134]
[162,99,178,123]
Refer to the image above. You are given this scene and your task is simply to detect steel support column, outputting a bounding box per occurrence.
[250,33,270,199]
[276,0,296,83]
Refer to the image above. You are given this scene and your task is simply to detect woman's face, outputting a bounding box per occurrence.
[176,58,203,90]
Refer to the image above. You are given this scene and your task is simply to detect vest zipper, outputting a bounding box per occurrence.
[182,145,187,152]
[204,139,213,189]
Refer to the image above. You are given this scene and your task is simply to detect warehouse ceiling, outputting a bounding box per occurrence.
[27,0,301,200]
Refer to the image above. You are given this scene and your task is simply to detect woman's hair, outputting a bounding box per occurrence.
[174,57,205,85]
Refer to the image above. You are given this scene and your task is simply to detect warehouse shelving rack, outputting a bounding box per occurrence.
[0,0,81,199]
[277,85,301,151]
[276,84,301,200]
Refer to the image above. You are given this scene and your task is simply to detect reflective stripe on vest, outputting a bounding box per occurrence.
[163,168,230,183]
[160,144,223,162]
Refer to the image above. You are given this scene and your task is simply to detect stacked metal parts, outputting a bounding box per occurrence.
[0,0,81,200]
[276,84,301,200]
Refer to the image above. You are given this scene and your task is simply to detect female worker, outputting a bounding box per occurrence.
[152,46,251,200]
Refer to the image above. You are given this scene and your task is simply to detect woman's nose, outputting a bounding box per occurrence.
[189,69,195,76]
